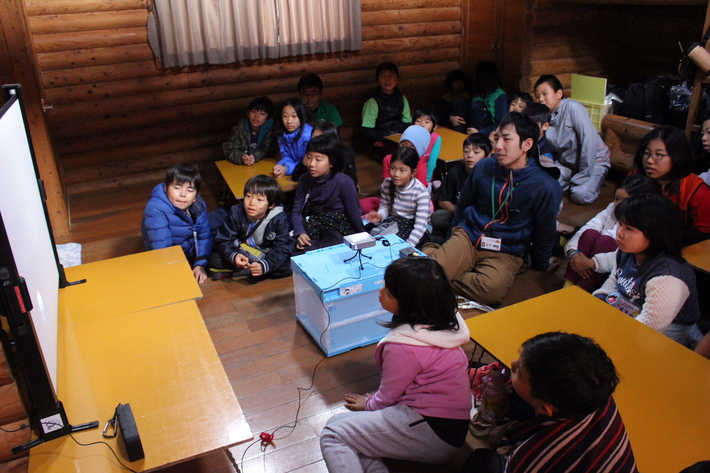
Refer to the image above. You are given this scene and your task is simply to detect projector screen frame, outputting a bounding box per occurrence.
[0,85,97,453]
[1,85,68,288]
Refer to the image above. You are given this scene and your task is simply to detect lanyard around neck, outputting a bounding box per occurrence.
[491,170,514,222]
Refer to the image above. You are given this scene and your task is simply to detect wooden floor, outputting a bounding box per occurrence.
[38,154,617,473]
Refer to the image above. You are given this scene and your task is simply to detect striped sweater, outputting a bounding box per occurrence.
[377,177,431,247]
[505,397,638,473]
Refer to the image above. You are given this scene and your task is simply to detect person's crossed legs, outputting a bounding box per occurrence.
[423,226,522,306]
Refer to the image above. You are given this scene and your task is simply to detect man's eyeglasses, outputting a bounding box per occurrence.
[642,151,669,162]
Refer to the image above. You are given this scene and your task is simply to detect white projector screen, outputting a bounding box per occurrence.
[0,95,59,392]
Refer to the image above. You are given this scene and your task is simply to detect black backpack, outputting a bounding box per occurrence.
[621,82,670,125]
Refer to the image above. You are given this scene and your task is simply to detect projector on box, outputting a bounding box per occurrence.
[343,232,376,251]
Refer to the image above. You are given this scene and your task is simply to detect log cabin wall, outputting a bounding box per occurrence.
[519,0,706,93]
[24,0,464,198]
[462,0,525,95]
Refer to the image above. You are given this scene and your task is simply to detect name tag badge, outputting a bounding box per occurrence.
[480,236,502,251]
[617,296,640,317]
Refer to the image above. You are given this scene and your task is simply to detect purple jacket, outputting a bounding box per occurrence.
[291,171,364,236]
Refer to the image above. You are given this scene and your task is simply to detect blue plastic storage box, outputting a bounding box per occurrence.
[291,234,422,356]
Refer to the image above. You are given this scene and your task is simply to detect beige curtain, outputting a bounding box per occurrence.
[152,0,362,68]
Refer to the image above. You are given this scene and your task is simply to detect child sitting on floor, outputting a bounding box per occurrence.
[465,61,509,137]
[508,91,534,113]
[564,174,658,292]
[366,146,431,248]
[361,62,412,161]
[360,125,431,215]
[534,74,610,205]
[292,121,358,186]
[382,124,435,187]
[697,114,710,183]
[291,134,364,252]
[523,103,555,163]
[223,96,277,166]
[431,133,491,236]
[411,107,442,183]
[298,73,343,127]
[320,257,471,472]
[209,175,294,280]
[593,194,703,347]
[142,164,212,284]
[439,69,470,129]
[273,97,313,179]
[463,332,638,473]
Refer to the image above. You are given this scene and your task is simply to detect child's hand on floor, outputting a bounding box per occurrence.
[365,211,382,223]
[234,254,250,268]
[296,233,311,249]
[344,393,370,411]
[193,266,207,284]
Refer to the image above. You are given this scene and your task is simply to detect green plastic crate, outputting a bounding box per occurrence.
[578,100,611,133]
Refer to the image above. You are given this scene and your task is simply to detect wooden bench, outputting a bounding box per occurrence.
[600,114,657,174]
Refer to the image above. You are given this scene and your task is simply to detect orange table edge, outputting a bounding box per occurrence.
[29,248,252,472]
[216,158,297,199]
[683,239,710,274]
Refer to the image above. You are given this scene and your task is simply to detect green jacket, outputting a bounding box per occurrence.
[224,118,277,164]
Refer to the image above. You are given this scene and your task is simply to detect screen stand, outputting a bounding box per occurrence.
[12,400,98,454]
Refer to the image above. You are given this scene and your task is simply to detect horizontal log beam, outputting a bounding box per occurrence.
[32,27,147,53]
[361,34,460,54]
[45,74,190,106]
[62,136,197,174]
[522,41,602,62]
[601,114,657,142]
[43,60,160,88]
[522,56,605,78]
[57,114,233,156]
[64,145,222,185]
[361,0,461,11]
[25,0,147,16]
[52,70,451,140]
[29,10,148,35]
[37,44,153,71]
[66,146,224,193]
[68,168,169,196]
[362,21,461,41]
[361,7,460,26]
[45,48,459,108]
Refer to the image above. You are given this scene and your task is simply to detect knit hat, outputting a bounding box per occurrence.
[400,125,430,157]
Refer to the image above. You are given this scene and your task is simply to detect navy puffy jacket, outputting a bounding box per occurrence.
[141,184,213,266]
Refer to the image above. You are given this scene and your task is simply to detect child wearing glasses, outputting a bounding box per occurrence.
[298,73,343,127]
[632,125,710,246]
[534,75,610,205]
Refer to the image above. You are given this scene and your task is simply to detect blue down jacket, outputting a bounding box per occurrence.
[141,184,213,266]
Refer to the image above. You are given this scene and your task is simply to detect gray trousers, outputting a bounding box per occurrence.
[320,404,461,473]
[557,156,610,205]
